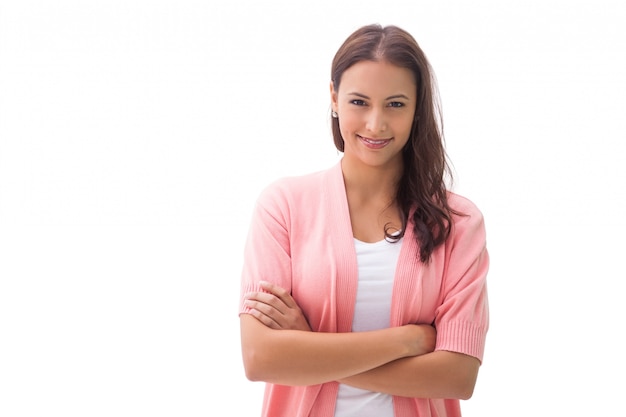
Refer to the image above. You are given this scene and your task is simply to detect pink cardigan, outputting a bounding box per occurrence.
[239,162,489,417]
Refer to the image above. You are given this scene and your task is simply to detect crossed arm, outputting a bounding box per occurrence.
[240,281,480,400]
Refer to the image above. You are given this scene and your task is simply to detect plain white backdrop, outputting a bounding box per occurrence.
[1,1,625,415]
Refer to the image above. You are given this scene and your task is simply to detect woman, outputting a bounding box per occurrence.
[239,24,489,417]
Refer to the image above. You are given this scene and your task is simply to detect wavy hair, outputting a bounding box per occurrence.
[330,24,459,262]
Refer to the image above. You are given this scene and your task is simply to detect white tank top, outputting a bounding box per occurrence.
[334,236,402,417]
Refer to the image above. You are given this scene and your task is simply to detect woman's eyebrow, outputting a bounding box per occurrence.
[347,92,410,100]
[386,94,410,100]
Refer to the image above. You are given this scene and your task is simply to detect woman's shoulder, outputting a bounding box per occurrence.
[446,191,483,216]
[446,191,486,233]
[256,163,340,206]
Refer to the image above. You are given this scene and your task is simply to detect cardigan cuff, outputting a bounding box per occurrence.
[435,320,487,363]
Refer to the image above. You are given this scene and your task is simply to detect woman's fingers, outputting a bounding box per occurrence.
[245,282,311,331]
[246,289,286,315]
[259,280,297,308]
[244,298,282,329]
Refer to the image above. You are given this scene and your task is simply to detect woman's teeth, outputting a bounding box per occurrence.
[359,135,390,145]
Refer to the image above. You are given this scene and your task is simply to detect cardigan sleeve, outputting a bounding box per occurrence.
[239,182,293,316]
[433,197,490,363]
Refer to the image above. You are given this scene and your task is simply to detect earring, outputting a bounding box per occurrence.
[331,111,338,118]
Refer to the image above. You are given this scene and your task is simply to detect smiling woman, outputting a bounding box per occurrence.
[239,24,489,417]
[331,60,415,177]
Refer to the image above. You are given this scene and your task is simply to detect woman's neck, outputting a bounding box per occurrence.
[340,157,402,205]
[340,157,405,242]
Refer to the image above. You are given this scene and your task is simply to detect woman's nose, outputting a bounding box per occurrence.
[365,108,386,133]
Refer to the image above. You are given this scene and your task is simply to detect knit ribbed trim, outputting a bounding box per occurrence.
[435,320,487,363]
[325,163,357,334]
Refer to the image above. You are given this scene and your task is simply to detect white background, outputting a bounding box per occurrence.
[1,1,625,416]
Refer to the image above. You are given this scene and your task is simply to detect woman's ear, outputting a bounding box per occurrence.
[329,81,338,113]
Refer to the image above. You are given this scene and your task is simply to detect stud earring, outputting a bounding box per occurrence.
[331,111,338,118]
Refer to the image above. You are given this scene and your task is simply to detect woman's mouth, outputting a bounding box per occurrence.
[358,135,392,149]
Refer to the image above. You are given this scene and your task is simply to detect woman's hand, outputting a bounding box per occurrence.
[244,281,312,331]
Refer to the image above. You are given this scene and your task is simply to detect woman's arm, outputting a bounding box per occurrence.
[339,350,480,400]
[243,281,477,399]
[241,281,436,387]
[240,314,433,386]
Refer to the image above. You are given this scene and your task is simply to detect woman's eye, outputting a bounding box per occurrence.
[350,99,366,106]
[388,101,404,108]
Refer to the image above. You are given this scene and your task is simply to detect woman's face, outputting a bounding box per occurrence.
[331,60,416,170]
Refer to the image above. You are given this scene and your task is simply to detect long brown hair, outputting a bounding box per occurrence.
[331,24,458,263]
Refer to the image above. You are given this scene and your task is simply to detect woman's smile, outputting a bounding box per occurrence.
[357,135,393,149]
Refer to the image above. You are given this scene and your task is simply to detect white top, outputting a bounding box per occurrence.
[334,236,403,417]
